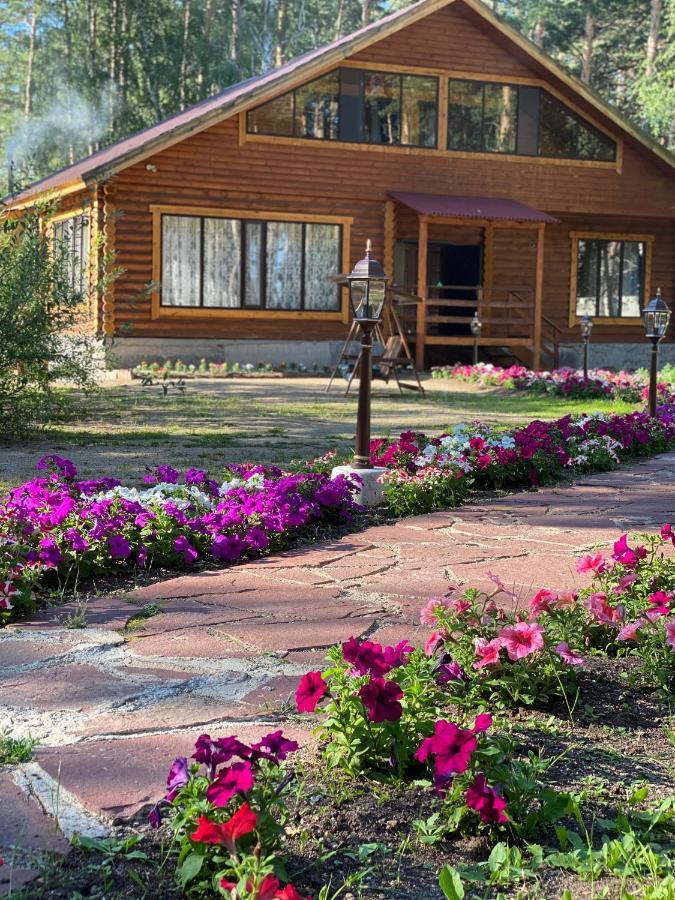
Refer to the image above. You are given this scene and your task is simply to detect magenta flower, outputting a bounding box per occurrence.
[661,523,675,546]
[473,637,503,669]
[107,534,132,559]
[37,455,77,480]
[647,591,672,619]
[358,677,404,723]
[39,536,63,567]
[576,552,607,575]
[205,761,254,807]
[529,589,558,617]
[211,533,245,562]
[166,756,189,801]
[383,639,414,669]
[192,734,251,775]
[466,773,508,824]
[342,637,390,676]
[664,618,675,650]
[295,671,327,713]
[436,660,469,684]
[471,713,493,733]
[415,720,477,777]
[612,573,639,594]
[498,622,544,661]
[555,642,585,665]
[250,730,299,763]
[612,534,647,567]
[174,535,198,565]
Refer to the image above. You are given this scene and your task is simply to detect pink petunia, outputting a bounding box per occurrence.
[555,642,585,666]
[415,720,477,777]
[529,589,558,617]
[646,591,673,619]
[466,772,508,824]
[612,534,647,568]
[616,619,646,642]
[576,552,607,575]
[472,713,493,733]
[660,523,675,546]
[425,631,445,657]
[295,671,327,713]
[612,573,639,594]
[486,571,517,599]
[586,592,625,626]
[420,597,447,626]
[473,637,503,669]
[205,761,254,807]
[498,622,544,661]
[665,618,675,651]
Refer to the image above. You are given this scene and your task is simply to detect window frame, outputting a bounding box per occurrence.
[50,208,91,297]
[568,231,654,328]
[242,64,621,171]
[151,205,351,322]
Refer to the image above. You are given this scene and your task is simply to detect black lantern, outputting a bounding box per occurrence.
[643,288,671,417]
[346,241,390,469]
[470,313,482,365]
[346,240,388,323]
[579,315,593,379]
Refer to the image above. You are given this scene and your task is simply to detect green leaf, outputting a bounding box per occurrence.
[179,851,204,887]
[438,865,465,899]
[488,842,508,872]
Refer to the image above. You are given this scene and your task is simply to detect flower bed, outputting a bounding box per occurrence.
[0,458,359,625]
[371,401,675,516]
[430,361,665,401]
[131,359,329,380]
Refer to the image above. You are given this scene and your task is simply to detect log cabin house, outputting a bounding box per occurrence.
[5,0,675,371]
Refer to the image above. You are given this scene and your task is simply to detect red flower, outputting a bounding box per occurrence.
[529,589,558,617]
[358,677,403,723]
[466,773,508,824]
[255,876,309,900]
[205,761,254,807]
[415,720,477,777]
[190,802,257,852]
[295,671,327,712]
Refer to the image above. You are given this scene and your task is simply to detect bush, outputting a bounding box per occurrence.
[0,206,102,436]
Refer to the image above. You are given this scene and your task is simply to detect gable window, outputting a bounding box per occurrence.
[575,237,646,318]
[247,68,438,148]
[447,78,616,162]
[52,213,89,295]
[160,214,341,311]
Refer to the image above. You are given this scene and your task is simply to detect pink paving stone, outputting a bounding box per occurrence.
[364,572,455,597]
[246,541,370,569]
[1,866,40,897]
[120,600,263,636]
[127,628,254,659]
[3,664,141,711]
[37,725,315,821]
[216,617,378,653]
[127,570,275,602]
[111,665,197,683]
[367,623,426,649]
[238,674,302,711]
[0,771,70,859]
[0,637,80,668]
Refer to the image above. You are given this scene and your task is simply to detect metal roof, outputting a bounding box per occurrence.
[389,191,559,223]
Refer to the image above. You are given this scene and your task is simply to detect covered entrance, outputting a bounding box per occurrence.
[385,192,558,370]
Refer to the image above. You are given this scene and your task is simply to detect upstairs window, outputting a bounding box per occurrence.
[161,214,341,312]
[247,68,438,148]
[52,213,89,295]
[447,78,616,162]
[575,237,646,318]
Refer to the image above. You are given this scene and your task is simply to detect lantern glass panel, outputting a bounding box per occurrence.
[350,280,368,319]
[368,279,386,320]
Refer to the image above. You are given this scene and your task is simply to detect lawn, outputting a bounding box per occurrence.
[0,375,639,491]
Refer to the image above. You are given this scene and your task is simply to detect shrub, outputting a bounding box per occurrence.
[150,732,307,898]
[0,206,108,436]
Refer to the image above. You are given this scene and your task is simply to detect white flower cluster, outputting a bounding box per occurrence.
[568,434,622,467]
[413,425,515,471]
[90,473,267,513]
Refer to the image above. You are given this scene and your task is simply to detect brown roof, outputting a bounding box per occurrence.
[390,192,558,223]
[5,0,674,207]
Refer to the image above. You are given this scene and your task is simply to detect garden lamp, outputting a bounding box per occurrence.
[470,313,482,365]
[643,288,671,417]
[580,315,593,379]
[346,241,390,468]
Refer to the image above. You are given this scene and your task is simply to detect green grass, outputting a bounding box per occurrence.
[0,730,36,764]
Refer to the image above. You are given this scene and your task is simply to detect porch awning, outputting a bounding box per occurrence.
[389,191,558,224]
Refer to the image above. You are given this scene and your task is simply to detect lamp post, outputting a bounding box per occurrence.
[643,288,671,417]
[470,313,482,366]
[579,315,593,379]
[346,240,389,468]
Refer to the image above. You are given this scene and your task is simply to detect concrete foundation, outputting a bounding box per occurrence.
[558,341,675,371]
[331,464,388,507]
[106,337,357,370]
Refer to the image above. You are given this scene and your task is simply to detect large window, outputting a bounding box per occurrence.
[575,237,646,318]
[52,213,89,295]
[248,68,438,148]
[160,214,342,311]
[447,78,616,161]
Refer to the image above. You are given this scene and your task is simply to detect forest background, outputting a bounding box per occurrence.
[0,0,673,198]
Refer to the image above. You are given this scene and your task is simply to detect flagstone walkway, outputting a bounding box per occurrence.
[2,451,674,894]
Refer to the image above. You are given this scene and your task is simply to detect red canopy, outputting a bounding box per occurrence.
[389,191,558,224]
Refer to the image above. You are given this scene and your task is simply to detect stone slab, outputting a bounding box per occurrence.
[3,664,140,712]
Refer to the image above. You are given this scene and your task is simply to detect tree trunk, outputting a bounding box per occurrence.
[198,0,215,91]
[275,0,288,66]
[361,0,373,27]
[646,0,662,77]
[532,18,546,48]
[24,7,37,119]
[582,12,595,84]
[334,0,344,38]
[61,0,75,163]
[179,0,192,110]
[108,0,119,131]
[230,0,240,68]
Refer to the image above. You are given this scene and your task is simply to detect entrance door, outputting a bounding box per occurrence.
[394,240,482,336]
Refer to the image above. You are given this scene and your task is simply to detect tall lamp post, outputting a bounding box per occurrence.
[643,288,671,417]
[345,240,389,468]
[470,313,482,366]
[579,315,593,379]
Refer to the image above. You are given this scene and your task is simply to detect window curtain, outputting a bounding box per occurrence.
[203,218,241,307]
[162,215,201,307]
[304,224,340,310]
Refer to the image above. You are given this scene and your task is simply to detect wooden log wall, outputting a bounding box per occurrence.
[102,0,674,347]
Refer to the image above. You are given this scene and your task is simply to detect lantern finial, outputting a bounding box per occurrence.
[366,239,372,255]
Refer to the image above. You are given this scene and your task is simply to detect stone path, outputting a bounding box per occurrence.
[1,451,674,894]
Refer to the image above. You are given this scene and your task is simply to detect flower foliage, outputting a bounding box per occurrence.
[150,731,307,898]
[0,457,359,625]
[371,403,675,516]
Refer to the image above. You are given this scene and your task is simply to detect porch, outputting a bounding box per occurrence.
[383,192,559,370]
